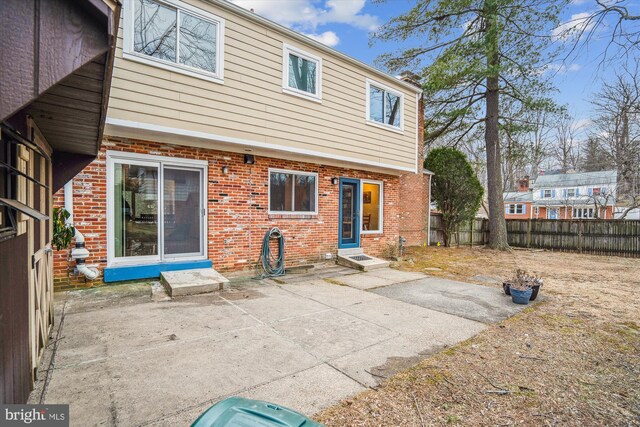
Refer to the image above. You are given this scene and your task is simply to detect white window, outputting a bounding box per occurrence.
[282,44,322,102]
[366,79,404,132]
[566,188,576,197]
[543,189,552,198]
[361,180,383,233]
[106,152,207,266]
[124,0,225,83]
[506,204,524,214]
[573,207,595,219]
[268,169,318,214]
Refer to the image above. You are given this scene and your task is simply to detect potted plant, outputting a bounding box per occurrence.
[503,269,543,303]
[53,207,75,250]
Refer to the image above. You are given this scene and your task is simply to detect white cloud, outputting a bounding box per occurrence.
[544,62,582,74]
[230,0,379,31]
[552,12,595,40]
[303,31,340,47]
[572,118,591,131]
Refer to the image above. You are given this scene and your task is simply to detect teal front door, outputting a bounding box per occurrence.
[339,178,360,249]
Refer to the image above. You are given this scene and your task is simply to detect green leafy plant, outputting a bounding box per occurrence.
[426,147,483,247]
[52,207,75,250]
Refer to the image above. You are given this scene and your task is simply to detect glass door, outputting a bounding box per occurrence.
[163,167,203,258]
[110,156,205,265]
[113,160,161,263]
[339,178,360,249]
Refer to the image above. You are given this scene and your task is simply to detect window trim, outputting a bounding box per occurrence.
[507,203,524,214]
[572,207,595,219]
[267,168,319,215]
[281,44,323,103]
[543,189,552,198]
[360,179,384,234]
[365,79,405,133]
[106,151,208,267]
[122,0,225,84]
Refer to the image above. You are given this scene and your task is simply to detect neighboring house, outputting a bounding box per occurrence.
[503,191,532,219]
[503,171,617,221]
[0,0,119,403]
[52,0,431,287]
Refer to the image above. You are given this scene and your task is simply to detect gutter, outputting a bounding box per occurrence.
[208,0,423,95]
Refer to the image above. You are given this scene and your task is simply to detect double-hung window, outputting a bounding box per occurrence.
[507,204,524,214]
[282,44,322,101]
[125,0,224,82]
[366,79,404,131]
[269,169,318,214]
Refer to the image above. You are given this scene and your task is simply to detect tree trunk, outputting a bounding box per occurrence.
[484,0,509,250]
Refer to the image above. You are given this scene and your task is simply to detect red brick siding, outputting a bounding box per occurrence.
[398,93,430,246]
[529,205,614,220]
[53,137,401,288]
[503,202,532,219]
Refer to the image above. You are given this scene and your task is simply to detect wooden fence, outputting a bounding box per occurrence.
[430,214,489,246]
[429,214,640,257]
[505,219,640,257]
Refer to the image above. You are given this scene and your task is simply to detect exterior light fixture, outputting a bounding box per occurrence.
[244,154,255,165]
[331,177,339,185]
[221,165,229,175]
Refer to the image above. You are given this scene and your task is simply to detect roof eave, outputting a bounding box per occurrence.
[207,0,423,95]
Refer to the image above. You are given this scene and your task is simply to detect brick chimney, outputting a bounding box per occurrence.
[517,175,530,192]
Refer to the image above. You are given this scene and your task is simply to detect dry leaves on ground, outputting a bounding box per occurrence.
[316,247,640,427]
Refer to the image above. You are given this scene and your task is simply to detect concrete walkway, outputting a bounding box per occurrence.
[32,266,528,426]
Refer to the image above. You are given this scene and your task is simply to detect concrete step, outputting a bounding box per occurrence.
[161,268,230,297]
[337,253,390,272]
[337,247,364,257]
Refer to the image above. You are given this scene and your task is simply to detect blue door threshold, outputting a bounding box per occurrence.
[103,260,213,283]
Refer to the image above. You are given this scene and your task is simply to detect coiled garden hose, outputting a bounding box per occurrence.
[260,227,285,277]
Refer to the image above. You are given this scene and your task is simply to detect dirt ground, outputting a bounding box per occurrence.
[316,247,640,426]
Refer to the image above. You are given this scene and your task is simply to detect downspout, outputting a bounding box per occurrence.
[427,175,432,246]
[65,180,98,279]
[71,228,99,280]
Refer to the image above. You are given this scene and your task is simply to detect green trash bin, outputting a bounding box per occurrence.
[191,397,324,427]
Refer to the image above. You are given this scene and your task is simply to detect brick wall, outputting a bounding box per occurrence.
[398,92,430,246]
[53,137,401,289]
[504,202,533,219]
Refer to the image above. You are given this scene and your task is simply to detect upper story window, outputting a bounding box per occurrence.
[269,169,318,214]
[566,188,576,197]
[282,44,322,102]
[542,189,552,198]
[366,79,404,132]
[125,0,225,83]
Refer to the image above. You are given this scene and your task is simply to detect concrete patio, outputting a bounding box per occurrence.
[31,265,530,426]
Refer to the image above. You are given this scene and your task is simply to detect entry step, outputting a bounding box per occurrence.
[337,253,390,271]
[161,268,229,297]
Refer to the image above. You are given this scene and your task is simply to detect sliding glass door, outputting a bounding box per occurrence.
[108,153,206,265]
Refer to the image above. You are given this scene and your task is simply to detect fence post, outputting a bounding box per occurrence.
[527,219,532,248]
[577,221,583,253]
[470,218,474,247]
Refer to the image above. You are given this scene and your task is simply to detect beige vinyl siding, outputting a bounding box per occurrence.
[107,0,418,171]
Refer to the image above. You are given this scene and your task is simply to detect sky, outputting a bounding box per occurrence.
[230,0,639,139]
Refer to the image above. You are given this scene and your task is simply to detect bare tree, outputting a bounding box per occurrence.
[590,63,640,199]
[552,114,582,172]
[560,0,640,65]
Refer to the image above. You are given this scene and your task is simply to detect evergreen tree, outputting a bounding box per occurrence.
[374,0,565,250]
